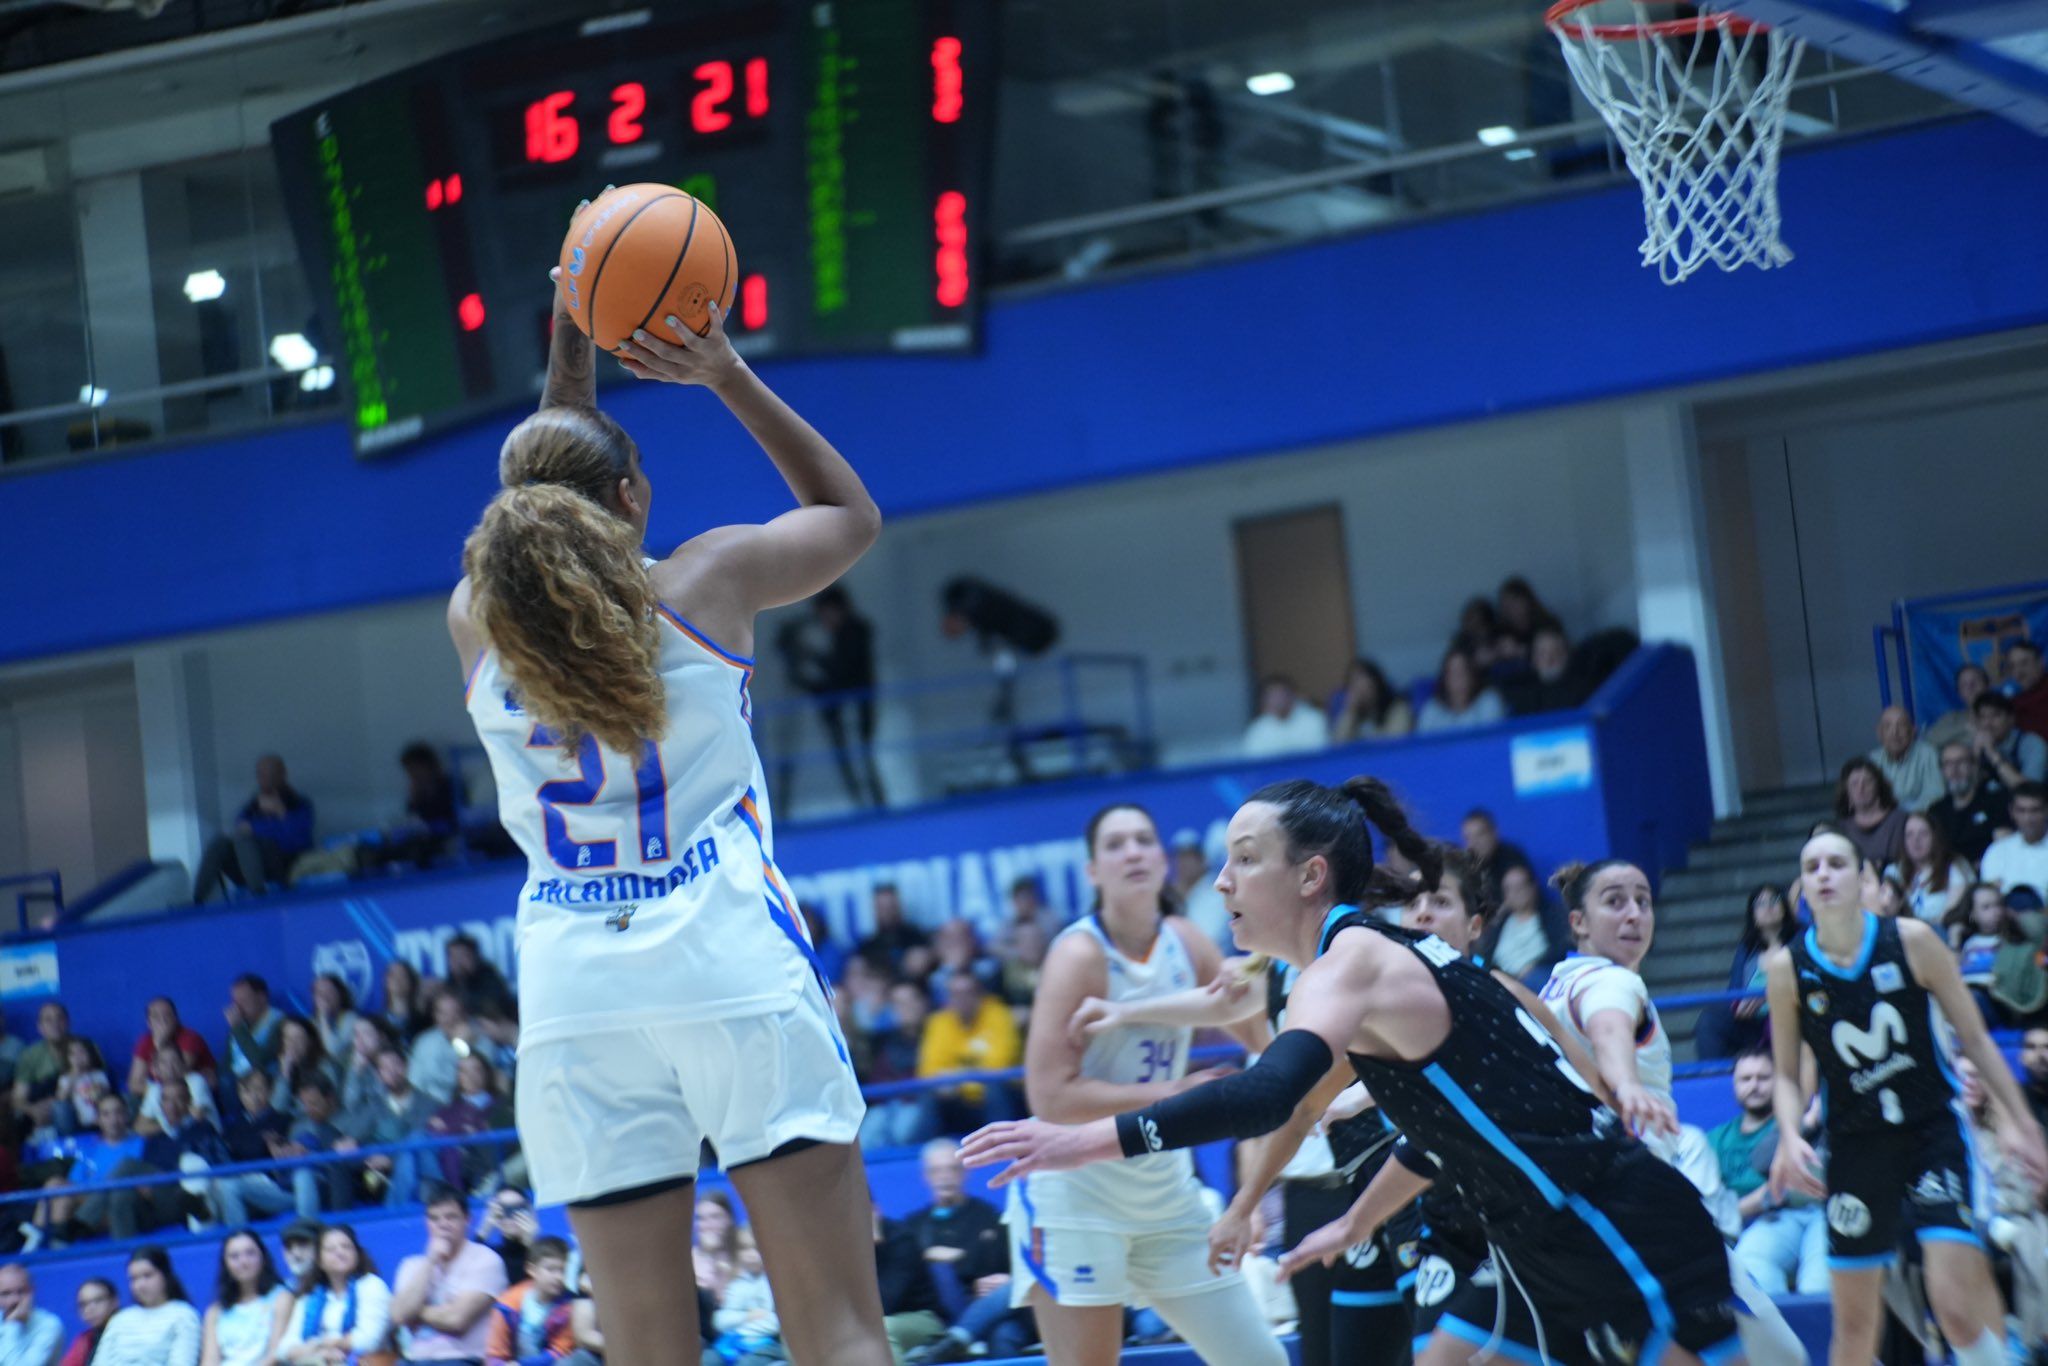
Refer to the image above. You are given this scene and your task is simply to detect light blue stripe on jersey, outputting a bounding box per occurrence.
[1332,1289,1404,1307]
[1439,1315,1547,1365]
[1803,912,1878,980]
[1421,1063,1678,1339]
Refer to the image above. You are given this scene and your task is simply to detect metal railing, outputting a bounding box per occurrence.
[447,652,1156,829]
[0,870,61,934]
[9,987,2030,1248]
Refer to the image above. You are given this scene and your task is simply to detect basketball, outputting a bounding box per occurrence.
[558,183,737,351]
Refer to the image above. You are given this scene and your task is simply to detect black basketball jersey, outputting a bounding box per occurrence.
[1317,910,1623,1230]
[1787,911,1958,1135]
[1267,957,1394,1177]
[1415,1156,1491,1262]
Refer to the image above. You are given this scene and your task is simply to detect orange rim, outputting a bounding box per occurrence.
[1545,0,1767,40]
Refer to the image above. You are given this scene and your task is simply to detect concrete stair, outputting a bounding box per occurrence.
[1648,783,1834,1059]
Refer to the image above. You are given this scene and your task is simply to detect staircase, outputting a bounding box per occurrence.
[1645,783,1836,1060]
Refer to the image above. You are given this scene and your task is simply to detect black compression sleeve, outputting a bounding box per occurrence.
[1114,1029,1333,1158]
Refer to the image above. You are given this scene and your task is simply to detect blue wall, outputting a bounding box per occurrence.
[7,119,2048,664]
[3,648,1709,1058]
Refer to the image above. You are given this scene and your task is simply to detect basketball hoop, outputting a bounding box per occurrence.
[1547,1,1806,284]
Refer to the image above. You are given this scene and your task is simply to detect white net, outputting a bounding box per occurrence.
[1549,3,1807,284]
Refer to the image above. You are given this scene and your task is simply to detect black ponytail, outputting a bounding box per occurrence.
[1343,777,1443,893]
[1246,775,1438,908]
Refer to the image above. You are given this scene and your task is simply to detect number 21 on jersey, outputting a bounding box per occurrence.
[525,725,669,870]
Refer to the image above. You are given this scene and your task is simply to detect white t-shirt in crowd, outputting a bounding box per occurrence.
[1242,706,1329,758]
[1983,833,2048,901]
[1491,911,1550,979]
[93,1301,201,1366]
[1885,860,1976,925]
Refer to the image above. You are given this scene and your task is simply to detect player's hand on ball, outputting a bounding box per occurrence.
[614,303,742,387]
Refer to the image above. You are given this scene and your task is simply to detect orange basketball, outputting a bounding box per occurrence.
[558,183,736,351]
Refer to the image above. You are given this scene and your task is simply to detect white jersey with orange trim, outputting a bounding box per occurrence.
[1539,951,1672,1102]
[465,600,820,1050]
[1006,916,1208,1234]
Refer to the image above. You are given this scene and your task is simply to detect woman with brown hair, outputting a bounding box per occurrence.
[1887,810,1975,926]
[1835,757,1908,869]
[451,265,886,1366]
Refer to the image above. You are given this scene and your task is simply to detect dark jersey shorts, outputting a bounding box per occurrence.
[1823,1104,1983,1266]
[1492,1146,1739,1364]
[1409,1229,1569,1366]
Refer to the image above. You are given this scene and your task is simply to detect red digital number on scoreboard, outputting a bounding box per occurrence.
[934,191,968,307]
[609,82,646,145]
[524,90,579,163]
[931,37,963,123]
[741,273,769,330]
[525,62,768,164]
[691,58,770,134]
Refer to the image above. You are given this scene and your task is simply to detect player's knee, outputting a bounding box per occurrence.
[1828,1289,1884,1341]
[1925,1274,1996,1341]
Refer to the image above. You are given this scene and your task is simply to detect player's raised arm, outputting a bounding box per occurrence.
[540,265,596,411]
[619,306,880,622]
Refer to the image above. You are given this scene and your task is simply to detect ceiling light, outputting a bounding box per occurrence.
[269,333,317,371]
[183,269,226,302]
[1505,148,1537,161]
[78,385,108,407]
[300,365,336,392]
[1246,71,1296,96]
[1477,125,1518,146]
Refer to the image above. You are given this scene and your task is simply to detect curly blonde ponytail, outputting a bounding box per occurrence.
[462,406,664,755]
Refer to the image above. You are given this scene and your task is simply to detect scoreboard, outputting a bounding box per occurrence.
[271,0,994,454]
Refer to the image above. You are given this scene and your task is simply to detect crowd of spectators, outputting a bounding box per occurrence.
[1707,1033,2048,1343]
[177,747,512,915]
[1239,576,1640,759]
[1694,648,2048,1056]
[0,1185,601,1366]
[0,938,524,1258]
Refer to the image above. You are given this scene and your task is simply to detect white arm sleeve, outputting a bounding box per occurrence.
[349,1276,394,1353]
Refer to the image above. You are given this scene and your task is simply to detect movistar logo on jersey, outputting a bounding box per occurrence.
[1833,1001,1915,1089]
[1139,1116,1163,1153]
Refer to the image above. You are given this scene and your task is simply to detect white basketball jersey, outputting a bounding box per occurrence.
[1539,953,1673,1102]
[465,602,816,1049]
[1007,916,1209,1233]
